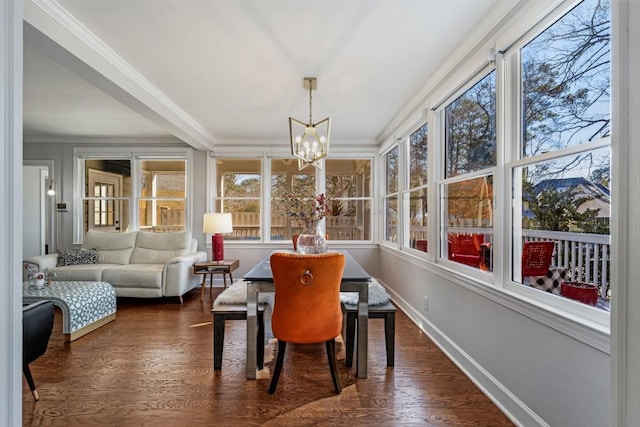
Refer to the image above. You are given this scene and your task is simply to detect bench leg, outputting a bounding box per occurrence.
[345,310,395,368]
[213,311,265,371]
[384,312,395,367]
[345,311,356,368]
[257,311,265,370]
[213,313,224,370]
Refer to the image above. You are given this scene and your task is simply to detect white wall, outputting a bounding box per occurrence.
[1,0,23,424]
[378,249,609,426]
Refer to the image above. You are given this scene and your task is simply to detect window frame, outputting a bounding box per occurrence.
[73,147,194,243]
[207,151,377,245]
[380,145,400,247]
[401,122,429,256]
[435,67,497,278]
[378,0,611,340]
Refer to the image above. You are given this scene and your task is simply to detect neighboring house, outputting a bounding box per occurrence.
[524,177,611,221]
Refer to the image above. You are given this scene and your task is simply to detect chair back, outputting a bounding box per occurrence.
[270,252,345,344]
[23,301,54,365]
[522,241,556,277]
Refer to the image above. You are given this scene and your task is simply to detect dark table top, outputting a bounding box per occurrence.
[243,250,370,283]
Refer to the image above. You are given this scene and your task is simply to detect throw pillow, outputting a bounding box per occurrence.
[56,248,99,267]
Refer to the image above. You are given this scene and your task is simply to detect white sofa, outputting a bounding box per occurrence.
[25,230,207,301]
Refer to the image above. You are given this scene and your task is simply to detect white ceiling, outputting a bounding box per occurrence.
[23,0,516,150]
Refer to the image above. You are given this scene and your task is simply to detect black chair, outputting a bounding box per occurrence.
[23,301,54,401]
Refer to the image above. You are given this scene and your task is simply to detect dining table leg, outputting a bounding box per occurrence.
[246,281,258,380]
[356,282,369,379]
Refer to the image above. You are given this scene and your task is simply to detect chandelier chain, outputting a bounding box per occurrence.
[308,85,313,125]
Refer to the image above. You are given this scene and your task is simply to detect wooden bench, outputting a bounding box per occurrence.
[212,303,265,371]
[343,301,396,368]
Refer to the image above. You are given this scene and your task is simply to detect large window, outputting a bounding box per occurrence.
[75,148,192,242]
[138,160,186,232]
[270,158,316,240]
[512,0,611,310]
[378,0,611,330]
[406,124,428,252]
[383,147,399,243]
[325,159,372,241]
[213,155,374,242]
[215,158,262,240]
[440,71,496,271]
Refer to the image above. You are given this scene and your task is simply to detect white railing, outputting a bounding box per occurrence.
[522,230,611,298]
[227,213,364,241]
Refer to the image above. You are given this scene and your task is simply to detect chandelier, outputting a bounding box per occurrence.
[289,77,330,170]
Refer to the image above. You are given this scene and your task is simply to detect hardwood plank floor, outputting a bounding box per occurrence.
[22,288,514,426]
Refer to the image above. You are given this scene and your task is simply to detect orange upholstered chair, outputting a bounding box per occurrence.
[268,252,346,394]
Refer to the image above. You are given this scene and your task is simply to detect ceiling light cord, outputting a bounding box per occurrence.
[308,85,313,125]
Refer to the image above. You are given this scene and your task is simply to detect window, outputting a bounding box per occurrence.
[383,147,399,243]
[215,158,262,241]
[440,71,496,271]
[270,158,316,240]
[325,159,372,241]
[138,160,186,232]
[213,155,374,242]
[83,160,131,234]
[512,0,611,310]
[406,124,428,252]
[75,148,192,242]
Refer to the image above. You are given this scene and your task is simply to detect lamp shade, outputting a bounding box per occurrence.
[203,213,233,234]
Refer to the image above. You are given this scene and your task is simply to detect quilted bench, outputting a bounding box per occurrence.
[23,280,116,342]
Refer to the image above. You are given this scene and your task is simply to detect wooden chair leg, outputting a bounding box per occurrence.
[23,365,39,401]
[326,339,342,394]
[268,340,287,394]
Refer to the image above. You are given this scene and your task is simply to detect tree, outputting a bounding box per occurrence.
[522,0,610,160]
[525,183,609,234]
[445,71,496,177]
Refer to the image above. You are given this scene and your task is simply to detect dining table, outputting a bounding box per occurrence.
[243,250,371,380]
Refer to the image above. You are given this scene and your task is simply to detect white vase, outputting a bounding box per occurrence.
[34,273,45,288]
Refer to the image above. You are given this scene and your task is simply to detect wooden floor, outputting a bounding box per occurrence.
[22,288,514,426]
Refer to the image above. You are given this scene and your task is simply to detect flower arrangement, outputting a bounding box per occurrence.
[279,192,330,225]
[24,263,45,284]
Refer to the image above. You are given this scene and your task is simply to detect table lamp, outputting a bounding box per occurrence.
[203,213,233,261]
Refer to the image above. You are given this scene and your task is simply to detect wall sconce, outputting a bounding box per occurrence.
[47,180,56,196]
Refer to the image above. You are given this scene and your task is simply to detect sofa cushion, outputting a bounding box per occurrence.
[102,264,164,290]
[129,231,192,264]
[56,248,99,266]
[83,230,138,265]
[49,264,109,282]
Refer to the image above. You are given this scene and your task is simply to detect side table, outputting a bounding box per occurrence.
[193,259,239,301]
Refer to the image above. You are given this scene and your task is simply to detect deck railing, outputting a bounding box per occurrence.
[415,227,611,299]
[226,213,363,241]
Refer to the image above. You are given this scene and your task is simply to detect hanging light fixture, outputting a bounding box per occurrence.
[47,179,56,196]
[289,77,330,170]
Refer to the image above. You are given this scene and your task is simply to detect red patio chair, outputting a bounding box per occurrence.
[448,233,484,268]
[522,241,555,282]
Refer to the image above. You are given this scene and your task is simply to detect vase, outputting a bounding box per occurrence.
[296,221,328,254]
